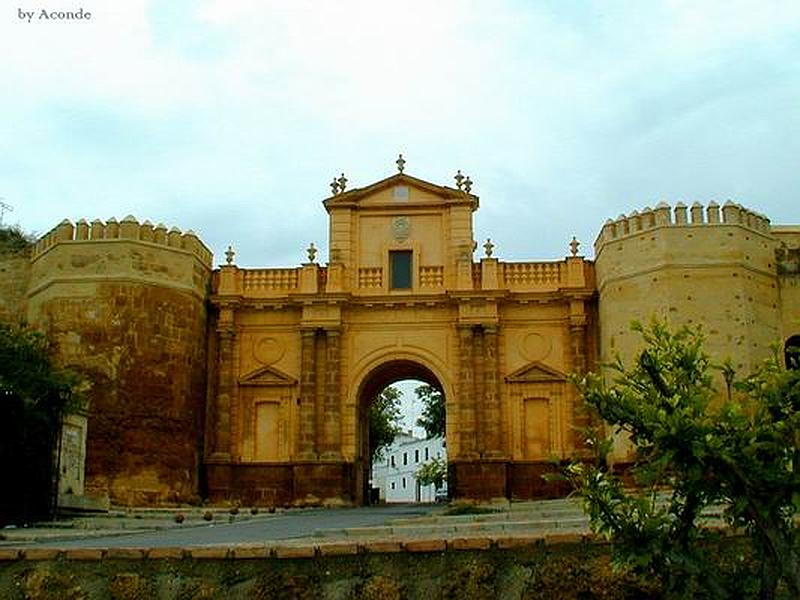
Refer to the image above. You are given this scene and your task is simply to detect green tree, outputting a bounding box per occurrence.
[369,385,403,463]
[0,224,34,255]
[415,456,447,491]
[415,384,445,439]
[565,320,799,598]
[0,322,85,524]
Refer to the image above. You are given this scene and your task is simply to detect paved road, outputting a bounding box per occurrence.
[25,504,440,549]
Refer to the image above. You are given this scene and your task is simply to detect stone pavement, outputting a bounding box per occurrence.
[0,497,729,556]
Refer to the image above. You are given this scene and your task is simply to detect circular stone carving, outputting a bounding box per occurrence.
[392,216,411,241]
[253,336,285,365]
[520,332,552,362]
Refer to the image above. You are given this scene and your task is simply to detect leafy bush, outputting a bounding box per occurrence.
[565,320,799,598]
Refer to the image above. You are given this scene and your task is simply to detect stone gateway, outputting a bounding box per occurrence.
[4,162,799,506]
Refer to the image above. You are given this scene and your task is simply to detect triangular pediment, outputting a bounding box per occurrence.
[239,365,297,387]
[323,172,478,211]
[505,361,567,383]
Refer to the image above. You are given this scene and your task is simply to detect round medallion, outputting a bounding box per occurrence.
[253,336,285,365]
[392,216,411,241]
[520,332,552,362]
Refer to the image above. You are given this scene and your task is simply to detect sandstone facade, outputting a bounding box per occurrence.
[7,167,799,506]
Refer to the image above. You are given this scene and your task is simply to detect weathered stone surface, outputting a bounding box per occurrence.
[403,539,446,553]
[361,541,403,554]
[273,545,315,559]
[0,549,20,561]
[0,254,30,323]
[146,547,185,560]
[64,548,105,560]
[317,542,359,556]
[448,537,491,551]
[31,282,208,505]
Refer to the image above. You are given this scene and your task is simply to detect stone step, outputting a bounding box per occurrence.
[314,516,591,539]
[389,507,587,526]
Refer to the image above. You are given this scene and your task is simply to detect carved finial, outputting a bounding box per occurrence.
[463,176,473,193]
[330,177,340,195]
[454,170,464,190]
[225,245,235,265]
[396,154,406,173]
[483,238,494,258]
[307,242,317,263]
[337,173,347,192]
[569,236,580,257]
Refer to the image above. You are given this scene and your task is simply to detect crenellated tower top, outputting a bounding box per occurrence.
[594,200,771,256]
[31,215,213,267]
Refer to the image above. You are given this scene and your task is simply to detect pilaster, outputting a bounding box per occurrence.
[320,328,342,459]
[569,300,589,450]
[298,328,318,459]
[483,325,503,457]
[473,327,486,454]
[457,325,477,458]
[212,327,234,460]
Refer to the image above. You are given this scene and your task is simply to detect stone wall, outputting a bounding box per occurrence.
[595,201,786,460]
[595,201,780,374]
[0,252,31,324]
[774,226,800,341]
[0,535,671,599]
[26,217,212,505]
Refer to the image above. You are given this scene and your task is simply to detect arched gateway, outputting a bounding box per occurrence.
[354,357,448,505]
[205,162,594,505]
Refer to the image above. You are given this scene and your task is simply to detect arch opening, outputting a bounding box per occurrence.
[355,359,448,505]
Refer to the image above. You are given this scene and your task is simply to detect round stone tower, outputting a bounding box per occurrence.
[27,216,212,505]
[594,201,782,457]
[595,201,781,371]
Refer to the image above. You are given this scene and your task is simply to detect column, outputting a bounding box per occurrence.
[320,328,342,459]
[298,328,318,459]
[458,325,477,458]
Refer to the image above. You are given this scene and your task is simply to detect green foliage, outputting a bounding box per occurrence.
[415,456,447,490]
[368,385,402,463]
[566,320,800,598]
[415,383,445,439]
[0,224,34,255]
[0,322,85,524]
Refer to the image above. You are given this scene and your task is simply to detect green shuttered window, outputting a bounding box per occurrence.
[390,251,412,289]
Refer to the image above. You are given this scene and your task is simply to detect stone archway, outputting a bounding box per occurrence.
[353,359,446,505]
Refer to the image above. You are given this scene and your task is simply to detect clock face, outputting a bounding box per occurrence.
[392,216,411,241]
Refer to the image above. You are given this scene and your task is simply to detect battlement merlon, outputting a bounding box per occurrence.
[28,216,213,300]
[593,201,773,256]
[31,216,213,267]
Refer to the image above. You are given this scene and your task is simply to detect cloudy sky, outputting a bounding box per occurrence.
[2,0,798,269]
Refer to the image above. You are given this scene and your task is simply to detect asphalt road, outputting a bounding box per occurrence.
[28,504,439,548]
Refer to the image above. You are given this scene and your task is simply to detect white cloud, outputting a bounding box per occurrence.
[1,0,798,264]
